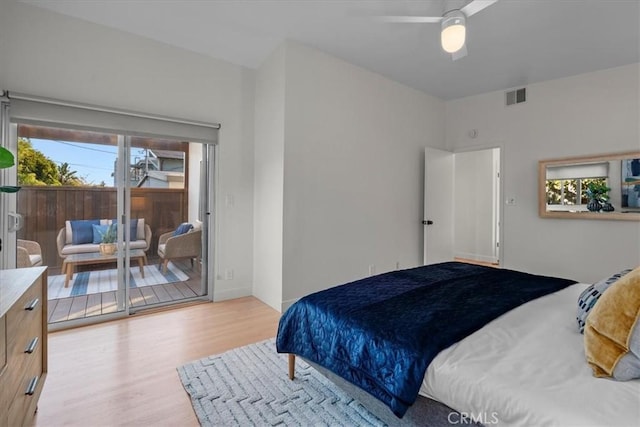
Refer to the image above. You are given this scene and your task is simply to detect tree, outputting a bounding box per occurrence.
[17,138,86,186]
[18,138,59,185]
[57,162,82,185]
[546,180,562,204]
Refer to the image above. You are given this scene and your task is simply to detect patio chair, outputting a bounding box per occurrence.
[157,227,202,274]
[17,239,43,268]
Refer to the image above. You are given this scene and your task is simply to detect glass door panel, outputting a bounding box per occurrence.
[126,137,209,312]
[14,124,129,327]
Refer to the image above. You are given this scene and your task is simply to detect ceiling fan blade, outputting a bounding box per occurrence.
[452,44,468,61]
[373,16,442,24]
[461,0,498,17]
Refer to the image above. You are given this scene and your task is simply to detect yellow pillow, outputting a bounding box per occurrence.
[584,265,640,380]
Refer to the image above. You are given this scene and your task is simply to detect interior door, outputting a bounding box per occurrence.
[423,147,454,264]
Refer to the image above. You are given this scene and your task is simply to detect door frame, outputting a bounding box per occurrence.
[0,100,17,269]
[452,144,504,266]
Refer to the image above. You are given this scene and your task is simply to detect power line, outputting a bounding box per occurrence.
[55,140,118,154]
[28,139,127,170]
[48,159,113,171]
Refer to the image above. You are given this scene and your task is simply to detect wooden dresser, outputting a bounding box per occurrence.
[0,267,48,427]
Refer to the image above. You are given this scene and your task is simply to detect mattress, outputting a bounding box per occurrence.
[420,283,640,426]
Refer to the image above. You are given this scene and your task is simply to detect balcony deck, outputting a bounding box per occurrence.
[47,258,203,324]
[48,281,201,323]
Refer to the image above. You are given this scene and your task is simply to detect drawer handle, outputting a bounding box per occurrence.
[25,336,39,354]
[25,298,39,311]
[25,376,39,396]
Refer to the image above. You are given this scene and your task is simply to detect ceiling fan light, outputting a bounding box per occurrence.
[441,12,466,53]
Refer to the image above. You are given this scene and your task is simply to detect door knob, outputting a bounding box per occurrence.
[422,220,434,225]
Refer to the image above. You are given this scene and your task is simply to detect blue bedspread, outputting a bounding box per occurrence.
[276,262,576,417]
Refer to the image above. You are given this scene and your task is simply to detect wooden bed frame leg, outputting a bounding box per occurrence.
[288,354,295,380]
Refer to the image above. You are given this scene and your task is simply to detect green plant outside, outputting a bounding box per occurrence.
[585,181,611,202]
[99,224,117,244]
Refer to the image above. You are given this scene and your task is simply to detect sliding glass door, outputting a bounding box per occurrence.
[0,93,218,329]
[3,127,213,329]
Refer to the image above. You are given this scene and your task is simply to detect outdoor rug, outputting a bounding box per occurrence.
[177,339,458,427]
[48,262,189,299]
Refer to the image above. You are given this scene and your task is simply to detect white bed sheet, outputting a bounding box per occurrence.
[420,283,640,427]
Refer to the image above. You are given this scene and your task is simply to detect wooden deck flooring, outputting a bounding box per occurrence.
[47,259,203,324]
[47,281,202,323]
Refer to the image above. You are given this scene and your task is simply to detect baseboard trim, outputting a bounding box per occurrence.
[213,286,252,302]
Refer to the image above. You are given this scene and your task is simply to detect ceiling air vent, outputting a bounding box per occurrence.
[505,87,526,106]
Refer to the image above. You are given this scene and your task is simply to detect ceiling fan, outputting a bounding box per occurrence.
[376,0,498,60]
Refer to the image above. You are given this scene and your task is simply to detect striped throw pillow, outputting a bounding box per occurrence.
[577,269,632,334]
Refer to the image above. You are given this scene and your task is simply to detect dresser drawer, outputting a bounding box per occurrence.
[4,317,42,402]
[7,353,43,427]
[5,279,42,340]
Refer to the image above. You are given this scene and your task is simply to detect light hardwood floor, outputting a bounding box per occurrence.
[453,257,500,268]
[33,297,281,427]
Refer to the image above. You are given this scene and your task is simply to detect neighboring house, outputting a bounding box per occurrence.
[137,170,184,189]
[132,149,185,189]
[148,149,185,173]
[0,1,638,312]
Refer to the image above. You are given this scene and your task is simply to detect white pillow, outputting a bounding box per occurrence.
[137,218,145,240]
[65,220,73,244]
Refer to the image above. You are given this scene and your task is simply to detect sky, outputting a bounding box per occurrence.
[29,139,148,186]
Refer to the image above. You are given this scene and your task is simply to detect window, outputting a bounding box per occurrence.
[545,161,609,211]
[546,177,608,207]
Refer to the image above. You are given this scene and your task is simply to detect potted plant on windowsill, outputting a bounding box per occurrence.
[99,224,117,255]
[585,182,612,212]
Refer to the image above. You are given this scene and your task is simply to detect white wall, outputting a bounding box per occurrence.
[280,42,445,308]
[446,64,640,283]
[0,1,256,300]
[253,45,286,310]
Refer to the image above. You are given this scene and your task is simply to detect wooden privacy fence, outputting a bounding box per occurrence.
[16,186,188,269]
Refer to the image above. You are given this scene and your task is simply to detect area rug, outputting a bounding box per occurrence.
[47,262,189,299]
[178,338,390,426]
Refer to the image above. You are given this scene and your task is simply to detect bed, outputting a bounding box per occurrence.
[276,261,640,426]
